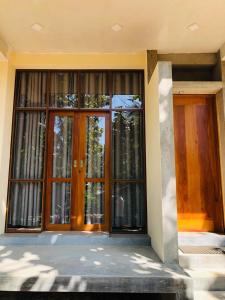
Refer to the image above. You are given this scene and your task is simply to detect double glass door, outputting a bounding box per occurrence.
[45,111,110,231]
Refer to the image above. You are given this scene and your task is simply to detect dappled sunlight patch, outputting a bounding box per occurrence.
[132,269,151,275]
[0,250,12,257]
[80,256,87,262]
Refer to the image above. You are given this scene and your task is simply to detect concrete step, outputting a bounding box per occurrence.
[194,291,225,300]
[179,252,225,269]
[185,269,225,291]
[0,232,151,246]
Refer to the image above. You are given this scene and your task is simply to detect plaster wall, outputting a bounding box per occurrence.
[0,61,15,234]
[145,61,178,263]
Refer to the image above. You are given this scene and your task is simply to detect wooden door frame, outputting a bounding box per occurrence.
[174,94,225,232]
[45,110,110,231]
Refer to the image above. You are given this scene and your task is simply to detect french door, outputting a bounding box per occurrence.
[45,111,110,231]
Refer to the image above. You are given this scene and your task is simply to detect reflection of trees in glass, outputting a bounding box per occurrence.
[86,116,105,178]
[53,116,72,178]
[52,117,73,224]
[85,183,104,224]
[85,116,105,224]
[14,112,46,179]
[83,94,110,108]
[52,93,78,108]
[112,111,143,179]
[51,183,71,224]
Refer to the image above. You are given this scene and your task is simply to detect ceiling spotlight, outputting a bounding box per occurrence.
[31,23,43,32]
[187,23,199,32]
[112,24,123,32]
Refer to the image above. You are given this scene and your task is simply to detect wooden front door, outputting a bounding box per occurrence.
[173,95,224,232]
[45,111,110,231]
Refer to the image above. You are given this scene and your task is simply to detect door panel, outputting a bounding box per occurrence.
[76,112,110,231]
[45,111,109,231]
[45,112,76,230]
[174,95,224,232]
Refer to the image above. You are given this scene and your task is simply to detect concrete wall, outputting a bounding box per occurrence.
[145,61,178,263]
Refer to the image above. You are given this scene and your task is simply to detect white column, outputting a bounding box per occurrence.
[145,61,178,263]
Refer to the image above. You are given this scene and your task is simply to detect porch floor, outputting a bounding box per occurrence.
[0,233,192,298]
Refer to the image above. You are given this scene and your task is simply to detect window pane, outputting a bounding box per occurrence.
[52,116,73,178]
[80,72,110,108]
[85,182,104,224]
[112,111,144,179]
[8,182,42,228]
[112,183,145,231]
[86,116,105,178]
[12,112,46,179]
[50,182,71,224]
[112,72,143,108]
[50,72,78,108]
[15,71,47,107]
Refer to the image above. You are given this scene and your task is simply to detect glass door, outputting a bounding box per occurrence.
[76,112,110,231]
[45,111,109,231]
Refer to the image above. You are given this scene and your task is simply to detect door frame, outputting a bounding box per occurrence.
[173,94,225,232]
[45,110,110,231]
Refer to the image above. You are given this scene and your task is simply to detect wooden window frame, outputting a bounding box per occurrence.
[5,69,147,234]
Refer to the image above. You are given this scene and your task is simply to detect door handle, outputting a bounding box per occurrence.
[80,160,84,168]
[73,160,77,168]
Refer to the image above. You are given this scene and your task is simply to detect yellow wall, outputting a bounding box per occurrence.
[10,52,146,69]
[0,61,15,233]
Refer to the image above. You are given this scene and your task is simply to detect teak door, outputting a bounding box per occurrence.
[45,111,110,231]
[173,95,224,232]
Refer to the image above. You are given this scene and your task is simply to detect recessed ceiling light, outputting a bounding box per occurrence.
[31,23,43,32]
[112,24,123,32]
[187,23,199,32]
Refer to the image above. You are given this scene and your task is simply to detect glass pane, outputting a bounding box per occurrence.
[85,182,104,224]
[112,72,143,108]
[15,71,47,107]
[112,111,144,179]
[52,116,73,178]
[86,116,105,178]
[50,182,71,224]
[112,183,145,231]
[80,72,110,108]
[8,182,42,228]
[12,112,46,179]
[50,72,78,107]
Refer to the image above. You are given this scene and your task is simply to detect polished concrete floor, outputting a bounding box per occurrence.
[0,233,192,299]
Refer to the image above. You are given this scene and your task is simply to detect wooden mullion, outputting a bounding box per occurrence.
[47,178,73,183]
[41,71,51,231]
[85,178,105,183]
[15,107,47,111]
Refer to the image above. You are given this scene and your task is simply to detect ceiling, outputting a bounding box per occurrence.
[0,0,225,54]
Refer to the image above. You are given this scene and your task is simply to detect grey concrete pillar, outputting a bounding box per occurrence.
[146,61,178,263]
